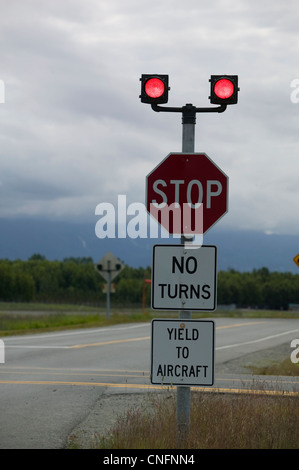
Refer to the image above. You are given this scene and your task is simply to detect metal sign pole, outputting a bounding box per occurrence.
[95,253,124,321]
[144,77,235,444]
[176,105,196,441]
[106,260,111,320]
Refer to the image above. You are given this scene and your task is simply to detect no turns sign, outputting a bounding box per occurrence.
[151,244,217,311]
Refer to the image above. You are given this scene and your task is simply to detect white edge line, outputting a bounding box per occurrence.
[2,323,149,342]
[216,329,299,350]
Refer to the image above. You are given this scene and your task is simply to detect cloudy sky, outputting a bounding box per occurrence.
[1,0,299,236]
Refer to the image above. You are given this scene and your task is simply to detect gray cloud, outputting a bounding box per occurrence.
[0,0,299,234]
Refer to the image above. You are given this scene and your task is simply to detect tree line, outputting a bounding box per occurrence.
[0,255,298,310]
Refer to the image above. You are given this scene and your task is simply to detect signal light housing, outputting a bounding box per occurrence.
[140,74,169,104]
[209,75,239,105]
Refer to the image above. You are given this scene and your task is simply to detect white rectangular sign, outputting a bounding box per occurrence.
[152,245,217,311]
[151,319,215,386]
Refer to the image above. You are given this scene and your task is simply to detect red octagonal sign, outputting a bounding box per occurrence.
[146,153,228,235]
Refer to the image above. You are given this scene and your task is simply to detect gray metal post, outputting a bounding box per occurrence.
[176,105,196,441]
[182,104,196,153]
[106,260,111,320]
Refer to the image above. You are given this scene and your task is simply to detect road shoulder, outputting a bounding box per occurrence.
[67,342,297,449]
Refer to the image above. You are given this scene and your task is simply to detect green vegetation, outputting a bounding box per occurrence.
[71,391,299,449]
[0,256,299,311]
[248,357,299,376]
[0,304,298,337]
[0,255,150,305]
[218,267,299,310]
[0,305,154,336]
[0,255,298,335]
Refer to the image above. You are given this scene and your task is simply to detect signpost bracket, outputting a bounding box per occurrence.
[151,102,227,114]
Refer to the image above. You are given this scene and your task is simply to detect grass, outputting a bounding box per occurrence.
[0,302,298,337]
[0,303,154,336]
[0,310,152,336]
[80,389,299,449]
[248,357,299,376]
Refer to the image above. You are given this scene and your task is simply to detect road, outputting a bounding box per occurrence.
[0,317,298,448]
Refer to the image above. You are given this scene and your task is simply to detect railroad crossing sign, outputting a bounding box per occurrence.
[95,252,124,320]
[95,252,124,282]
[151,244,217,311]
[151,319,215,386]
[146,153,228,234]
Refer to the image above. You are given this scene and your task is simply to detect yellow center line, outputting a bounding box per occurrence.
[0,379,297,396]
[0,365,146,373]
[67,322,265,349]
[216,321,266,330]
[69,336,150,349]
[0,370,148,378]
[0,369,296,385]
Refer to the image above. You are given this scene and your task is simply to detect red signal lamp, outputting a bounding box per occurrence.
[209,75,239,105]
[140,75,169,104]
[145,78,165,99]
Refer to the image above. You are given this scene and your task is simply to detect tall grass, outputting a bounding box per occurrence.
[248,358,299,376]
[0,307,153,336]
[96,391,299,449]
[0,303,298,337]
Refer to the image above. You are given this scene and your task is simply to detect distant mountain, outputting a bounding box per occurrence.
[0,218,298,273]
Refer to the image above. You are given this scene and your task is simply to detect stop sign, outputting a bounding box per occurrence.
[146,153,228,234]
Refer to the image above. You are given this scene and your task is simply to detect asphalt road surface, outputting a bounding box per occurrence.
[1,317,298,449]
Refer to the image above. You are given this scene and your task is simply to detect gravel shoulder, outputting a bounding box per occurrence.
[66,342,295,449]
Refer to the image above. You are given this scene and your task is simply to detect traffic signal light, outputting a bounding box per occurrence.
[209,75,239,105]
[140,74,169,104]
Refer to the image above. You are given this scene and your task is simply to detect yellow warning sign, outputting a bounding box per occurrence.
[293,253,299,267]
